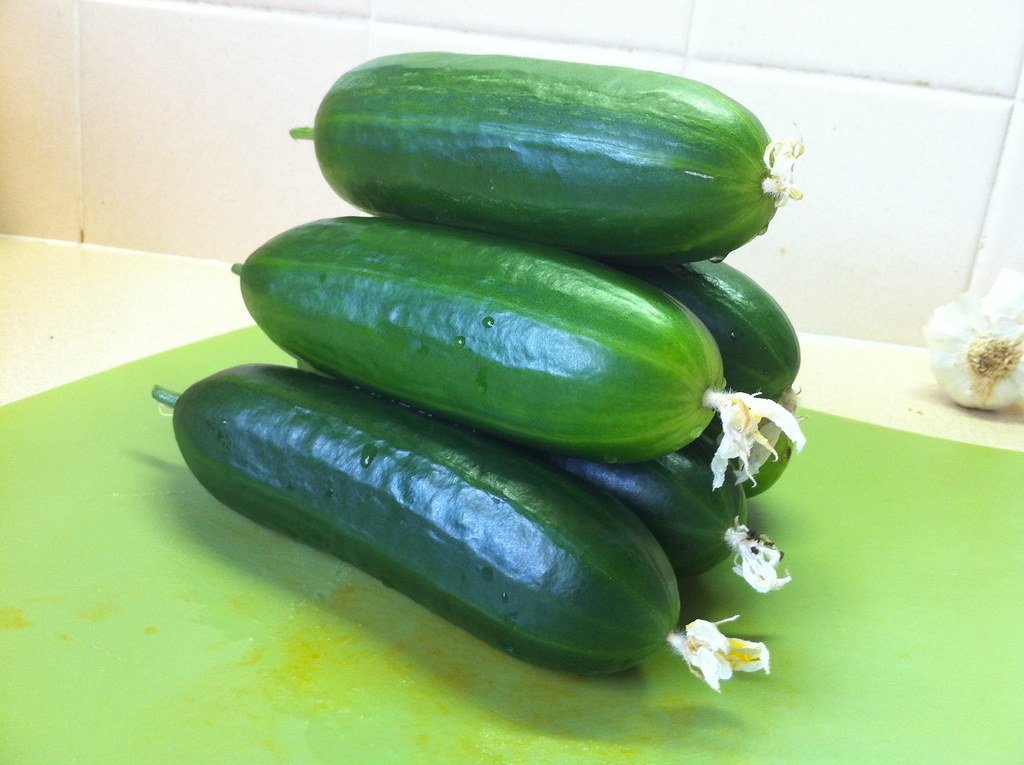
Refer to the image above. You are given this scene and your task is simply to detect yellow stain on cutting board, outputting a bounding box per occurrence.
[77,601,121,622]
[124,562,725,764]
[0,607,32,629]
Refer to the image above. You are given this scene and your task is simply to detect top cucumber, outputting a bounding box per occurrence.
[309,52,796,264]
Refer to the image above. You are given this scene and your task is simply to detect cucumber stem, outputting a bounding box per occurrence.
[230,263,244,276]
[151,385,180,408]
[290,126,314,140]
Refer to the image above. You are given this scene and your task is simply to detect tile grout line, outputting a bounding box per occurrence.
[363,18,688,60]
[74,0,86,245]
[367,0,377,57]
[966,6,1022,292]
[1017,49,1024,100]
[681,0,698,74]
[965,100,1018,293]
[0,232,248,268]
[89,0,371,26]
[76,0,1023,103]
[85,1,683,60]
[689,54,1020,104]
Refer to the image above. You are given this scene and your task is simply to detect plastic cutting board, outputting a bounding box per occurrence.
[1,328,1021,763]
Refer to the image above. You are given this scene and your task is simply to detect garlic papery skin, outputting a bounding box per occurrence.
[923,269,1024,411]
[666,615,770,692]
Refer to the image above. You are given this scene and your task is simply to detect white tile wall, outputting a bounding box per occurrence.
[686,60,1011,345]
[0,0,81,241]
[79,0,367,262]
[370,23,685,75]
[374,0,694,54]
[201,0,370,16]
[2,0,1024,345]
[972,102,1024,295]
[690,0,1024,97]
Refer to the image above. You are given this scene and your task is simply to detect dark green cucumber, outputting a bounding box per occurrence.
[159,365,680,674]
[301,355,756,529]
[551,439,745,579]
[238,217,724,462]
[311,52,780,263]
[626,260,800,401]
[299,357,761,510]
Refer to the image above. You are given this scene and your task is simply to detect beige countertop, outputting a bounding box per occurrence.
[2,234,1020,451]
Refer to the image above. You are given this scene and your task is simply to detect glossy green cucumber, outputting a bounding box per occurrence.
[158,365,680,674]
[551,439,745,579]
[626,260,800,401]
[301,355,779,506]
[238,217,724,462]
[310,52,779,263]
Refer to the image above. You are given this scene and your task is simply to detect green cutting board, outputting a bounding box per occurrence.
[2,328,1021,764]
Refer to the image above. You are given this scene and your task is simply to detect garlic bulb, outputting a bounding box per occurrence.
[923,269,1024,410]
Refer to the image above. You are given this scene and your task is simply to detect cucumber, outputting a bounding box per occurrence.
[238,217,724,462]
[309,52,789,264]
[551,439,746,579]
[298,357,752,567]
[625,260,799,401]
[156,365,680,675]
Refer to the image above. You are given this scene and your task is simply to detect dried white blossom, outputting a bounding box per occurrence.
[923,269,1024,410]
[762,139,805,207]
[703,389,806,490]
[739,386,800,483]
[725,519,791,593]
[666,615,770,692]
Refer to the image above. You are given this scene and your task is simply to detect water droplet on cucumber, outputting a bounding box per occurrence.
[454,336,466,348]
[360,443,378,468]
[482,316,495,328]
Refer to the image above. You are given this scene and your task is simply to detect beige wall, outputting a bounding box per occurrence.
[2,0,1023,345]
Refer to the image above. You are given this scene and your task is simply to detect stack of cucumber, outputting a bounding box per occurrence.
[155,53,805,690]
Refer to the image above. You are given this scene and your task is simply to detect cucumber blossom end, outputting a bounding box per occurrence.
[702,387,806,490]
[667,615,771,692]
[761,139,806,207]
